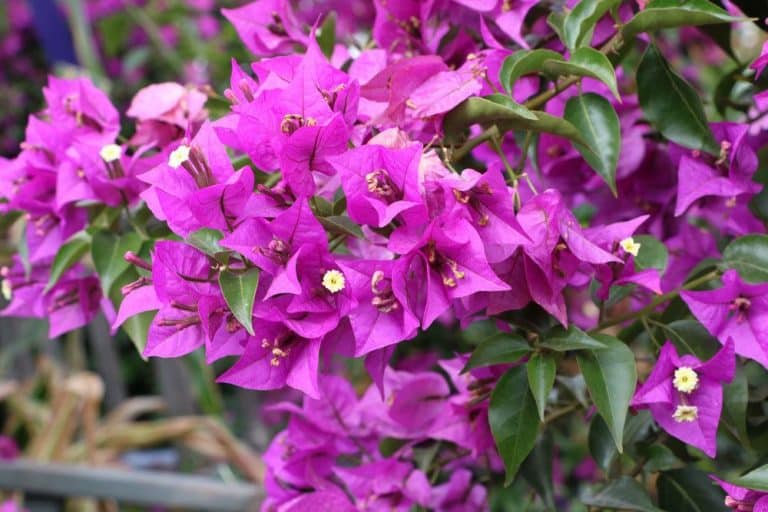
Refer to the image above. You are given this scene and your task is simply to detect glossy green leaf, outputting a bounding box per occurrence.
[444,96,593,150]
[723,234,768,283]
[187,228,225,256]
[657,319,721,360]
[317,11,336,59]
[108,267,155,358]
[634,235,669,271]
[658,468,728,511]
[489,366,540,484]
[527,353,556,421]
[637,44,719,154]
[45,231,91,292]
[583,477,662,512]
[564,93,620,195]
[540,325,607,351]
[589,415,618,472]
[577,335,636,451]
[642,444,683,473]
[544,48,620,100]
[463,333,531,372]
[733,464,768,491]
[317,215,365,239]
[563,0,622,49]
[218,267,260,336]
[499,49,563,94]
[623,0,742,41]
[91,231,143,296]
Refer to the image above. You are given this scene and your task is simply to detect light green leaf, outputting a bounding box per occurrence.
[723,234,768,283]
[45,231,91,292]
[489,366,540,484]
[218,267,260,336]
[91,231,143,296]
[527,353,556,422]
[623,0,743,41]
[564,92,621,195]
[733,464,768,491]
[563,0,622,49]
[540,325,607,351]
[499,49,563,94]
[577,334,636,451]
[637,44,719,154]
[634,235,669,271]
[187,228,225,256]
[317,215,365,239]
[317,11,336,59]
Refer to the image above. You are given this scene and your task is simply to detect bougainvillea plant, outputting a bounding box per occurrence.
[4,0,768,509]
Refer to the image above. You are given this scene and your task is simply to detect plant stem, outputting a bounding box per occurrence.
[450,125,500,163]
[63,0,106,80]
[590,270,721,333]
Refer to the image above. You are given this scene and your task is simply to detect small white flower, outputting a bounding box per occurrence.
[672,405,698,423]
[1,279,11,301]
[322,269,345,293]
[168,145,191,169]
[673,367,699,394]
[620,237,641,257]
[99,143,122,163]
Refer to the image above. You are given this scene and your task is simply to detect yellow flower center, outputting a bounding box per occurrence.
[672,404,698,423]
[322,269,345,294]
[620,237,641,257]
[168,145,191,169]
[673,367,699,393]
[99,143,122,163]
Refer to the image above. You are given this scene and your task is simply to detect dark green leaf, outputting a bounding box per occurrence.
[540,325,607,351]
[563,0,622,49]
[218,268,260,336]
[658,468,728,512]
[723,235,768,283]
[91,231,143,296]
[564,93,620,194]
[317,215,365,239]
[634,235,669,271]
[657,319,721,360]
[623,0,742,41]
[489,366,540,484]
[317,12,336,59]
[642,444,683,473]
[527,353,556,421]
[589,415,618,472]
[499,49,563,94]
[722,369,750,447]
[463,333,531,372]
[187,228,225,256]
[520,435,555,509]
[45,232,91,292]
[544,48,620,100]
[734,464,768,491]
[583,477,662,512]
[577,335,637,451]
[637,44,718,154]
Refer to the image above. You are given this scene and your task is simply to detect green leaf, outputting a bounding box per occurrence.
[463,333,531,372]
[520,435,555,509]
[108,267,155,358]
[637,44,719,154]
[187,228,225,256]
[723,234,768,283]
[540,325,607,351]
[577,334,636,452]
[564,93,620,195]
[589,415,618,472]
[499,49,563,94]
[563,0,622,49]
[444,96,592,150]
[733,464,768,491]
[722,369,750,447]
[91,231,143,296]
[527,353,556,421]
[489,366,540,484]
[317,11,336,59]
[317,215,365,239]
[623,0,742,41]
[45,231,91,292]
[657,319,721,360]
[658,468,728,512]
[583,477,662,512]
[634,235,669,271]
[544,48,620,100]
[642,444,683,473]
[218,267,260,336]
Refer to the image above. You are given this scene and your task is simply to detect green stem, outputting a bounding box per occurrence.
[590,270,721,333]
[450,125,499,163]
[63,0,105,79]
[124,5,185,75]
